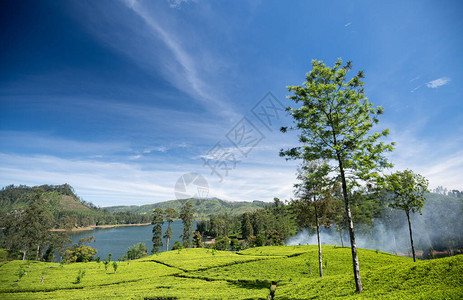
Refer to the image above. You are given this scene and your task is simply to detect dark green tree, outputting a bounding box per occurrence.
[385,170,428,262]
[180,201,194,248]
[44,232,71,262]
[164,208,177,251]
[17,190,54,260]
[281,59,394,292]
[151,208,164,254]
[215,236,229,251]
[241,213,254,240]
[193,231,203,248]
[171,241,183,251]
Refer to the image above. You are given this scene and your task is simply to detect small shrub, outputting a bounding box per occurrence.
[74,269,86,284]
[172,241,183,252]
[16,266,26,281]
[103,260,109,271]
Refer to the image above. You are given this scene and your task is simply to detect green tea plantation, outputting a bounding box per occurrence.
[0,246,462,299]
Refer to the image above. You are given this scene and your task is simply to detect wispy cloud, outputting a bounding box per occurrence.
[386,124,463,191]
[119,0,236,117]
[410,85,421,93]
[426,77,451,88]
[168,0,195,9]
[344,22,352,27]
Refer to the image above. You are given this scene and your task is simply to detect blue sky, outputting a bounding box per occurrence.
[1,0,462,207]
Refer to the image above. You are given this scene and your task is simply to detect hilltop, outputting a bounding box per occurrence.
[0,246,461,299]
[105,198,269,219]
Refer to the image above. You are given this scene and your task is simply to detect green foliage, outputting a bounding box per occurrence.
[193,231,203,248]
[152,208,164,254]
[164,208,177,251]
[0,184,152,234]
[121,242,148,261]
[386,170,429,215]
[73,269,85,284]
[240,213,253,239]
[105,198,268,219]
[180,201,194,248]
[214,236,230,251]
[385,170,429,262]
[16,265,26,281]
[281,58,395,292]
[103,260,109,271]
[230,238,241,251]
[112,262,118,274]
[0,247,461,299]
[63,245,97,263]
[171,241,183,251]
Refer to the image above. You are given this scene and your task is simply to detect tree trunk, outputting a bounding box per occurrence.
[406,210,416,262]
[339,229,344,247]
[337,155,362,292]
[22,248,27,261]
[314,201,323,277]
[166,238,170,252]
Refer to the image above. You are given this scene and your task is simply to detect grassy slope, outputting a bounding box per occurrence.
[0,246,461,299]
[105,198,268,219]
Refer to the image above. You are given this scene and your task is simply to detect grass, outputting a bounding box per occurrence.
[0,246,462,299]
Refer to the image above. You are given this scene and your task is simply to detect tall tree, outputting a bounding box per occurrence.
[292,160,333,277]
[241,213,253,240]
[163,208,177,251]
[180,201,194,248]
[281,59,394,292]
[385,170,428,262]
[10,190,55,260]
[151,208,164,254]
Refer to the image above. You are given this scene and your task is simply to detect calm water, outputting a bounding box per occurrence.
[64,220,198,261]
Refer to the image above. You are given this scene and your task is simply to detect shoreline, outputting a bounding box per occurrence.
[51,223,151,232]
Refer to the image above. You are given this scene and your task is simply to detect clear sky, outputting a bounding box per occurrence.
[1,0,462,207]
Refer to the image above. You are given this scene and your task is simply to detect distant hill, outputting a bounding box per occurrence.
[0,184,151,228]
[105,198,269,219]
[0,184,92,214]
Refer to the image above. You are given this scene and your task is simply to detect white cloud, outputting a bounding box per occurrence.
[426,77,451,88]
[344,22,352,27]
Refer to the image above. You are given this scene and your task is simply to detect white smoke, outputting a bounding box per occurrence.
[286,195,463,257]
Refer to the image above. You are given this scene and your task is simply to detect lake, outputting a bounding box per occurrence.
[64,220,199,261]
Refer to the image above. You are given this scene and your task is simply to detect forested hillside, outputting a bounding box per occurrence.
[105,198,269,219]
[0,184,151,229]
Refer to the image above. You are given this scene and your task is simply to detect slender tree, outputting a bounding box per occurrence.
[151,208,164,254]
[281,59,394,292]
[385,170,428,262]
[292,160,333,277]
[163,208,177,251]
[180,201,194,248]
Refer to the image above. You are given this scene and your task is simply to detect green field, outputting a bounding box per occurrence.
[0,246,462,299]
